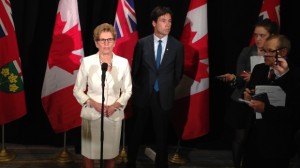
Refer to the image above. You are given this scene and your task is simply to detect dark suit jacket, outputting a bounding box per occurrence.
[245,62,300,158]
[231,45,258,101]
[131,35,184,111]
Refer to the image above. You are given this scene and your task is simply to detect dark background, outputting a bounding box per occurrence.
[3,0,299,150]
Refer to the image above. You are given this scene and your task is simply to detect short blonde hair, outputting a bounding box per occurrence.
[93,23,117,41]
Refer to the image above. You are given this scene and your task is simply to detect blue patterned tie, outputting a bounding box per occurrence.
[154,40,162,92]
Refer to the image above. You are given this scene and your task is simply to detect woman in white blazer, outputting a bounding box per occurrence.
[73,23,132,168]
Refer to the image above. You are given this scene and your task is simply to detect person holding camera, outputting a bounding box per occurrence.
[242,35,300,168]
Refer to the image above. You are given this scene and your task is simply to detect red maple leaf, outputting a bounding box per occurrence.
[181,22,209,82]
[47,13,82,74]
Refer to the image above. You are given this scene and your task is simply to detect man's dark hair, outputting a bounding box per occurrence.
[150,6,173,22]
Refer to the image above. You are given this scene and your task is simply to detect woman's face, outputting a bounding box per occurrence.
[95,31,115,55]
[253,26,271,49]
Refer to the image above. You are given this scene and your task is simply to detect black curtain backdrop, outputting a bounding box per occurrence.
[4,0,299,148]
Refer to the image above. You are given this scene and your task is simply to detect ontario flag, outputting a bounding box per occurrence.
[41,0,83,133]
[0,0,27,125]
[113,0,138,66]
[174,0,209,140]
[249,0,280,45]
[113,0,138,118]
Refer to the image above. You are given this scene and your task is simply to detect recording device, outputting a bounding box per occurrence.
[251,92,270,105]
[101,63,108,86]
[275,49,279,65]
[238,98,251,105]
[215,75,225,80]
[251,92,267,100]
[238,92,269,105]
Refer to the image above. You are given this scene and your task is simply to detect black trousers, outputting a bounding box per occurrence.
[127,91,169,168]
[242,120,291,168]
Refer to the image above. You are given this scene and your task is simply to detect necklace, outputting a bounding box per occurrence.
[99,55,113,71]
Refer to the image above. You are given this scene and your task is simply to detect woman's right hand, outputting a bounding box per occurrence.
[217,73,236,82]
[89,99,106,113]
[240,71,251,82]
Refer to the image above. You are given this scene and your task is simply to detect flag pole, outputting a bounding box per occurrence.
[168,138,187,164]
[55,131,74,163]
[0,125,15,162]
[116,120,128,163]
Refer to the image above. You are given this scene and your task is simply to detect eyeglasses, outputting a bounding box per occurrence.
[263,55,283,59]
[261,47,285,56]
[262,48,285,65]
[96,38,114,44]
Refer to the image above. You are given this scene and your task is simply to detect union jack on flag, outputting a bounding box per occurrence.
[113,0,138,119]
[0,0,27,124]
[114,0,137,39]
[0,0,11,38]
[113,0,138,67]
[258,0,280,24]
[249,0,280,45]
[0,18,8,37]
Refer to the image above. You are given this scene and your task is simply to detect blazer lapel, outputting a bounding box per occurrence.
[97,56,117,85]
[106,58,116,84]
[95,56,102,81]
[160,37,171,67]
[146,36,157,70]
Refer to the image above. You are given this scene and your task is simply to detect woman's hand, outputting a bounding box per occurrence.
[106,105,117,117]
[243,88,254,101]
[217,73,236,82]
[240,71,251,82]
[89,99,105,114]
[105,102,122,117]
[248,100,265,112]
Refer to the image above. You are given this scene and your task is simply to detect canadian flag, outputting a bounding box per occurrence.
[174,0,209,140]
[41,0,83,133]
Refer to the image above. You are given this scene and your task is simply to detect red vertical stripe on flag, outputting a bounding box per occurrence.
[174,0,209,140]
[249,0,280,45]
[113,0,138,118]
[41,0,83,133]
[0,0,27,124]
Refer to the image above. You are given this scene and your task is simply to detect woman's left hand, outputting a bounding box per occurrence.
[105,105,117,117]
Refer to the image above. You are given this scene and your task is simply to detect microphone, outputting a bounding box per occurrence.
[101,62,108,71]
[101,63,108,86]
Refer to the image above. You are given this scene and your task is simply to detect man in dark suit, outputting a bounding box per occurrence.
[242,35,300,168]
[126,6,184,168]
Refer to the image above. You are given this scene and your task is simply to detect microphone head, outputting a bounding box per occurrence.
[101,63,108,71]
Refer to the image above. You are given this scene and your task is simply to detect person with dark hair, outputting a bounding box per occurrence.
[218,18,279,168]
[73,23,132,168]
[242,34,300,167]
[126,6,184,168]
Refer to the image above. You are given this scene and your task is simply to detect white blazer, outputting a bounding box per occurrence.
[73,52,132,121]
